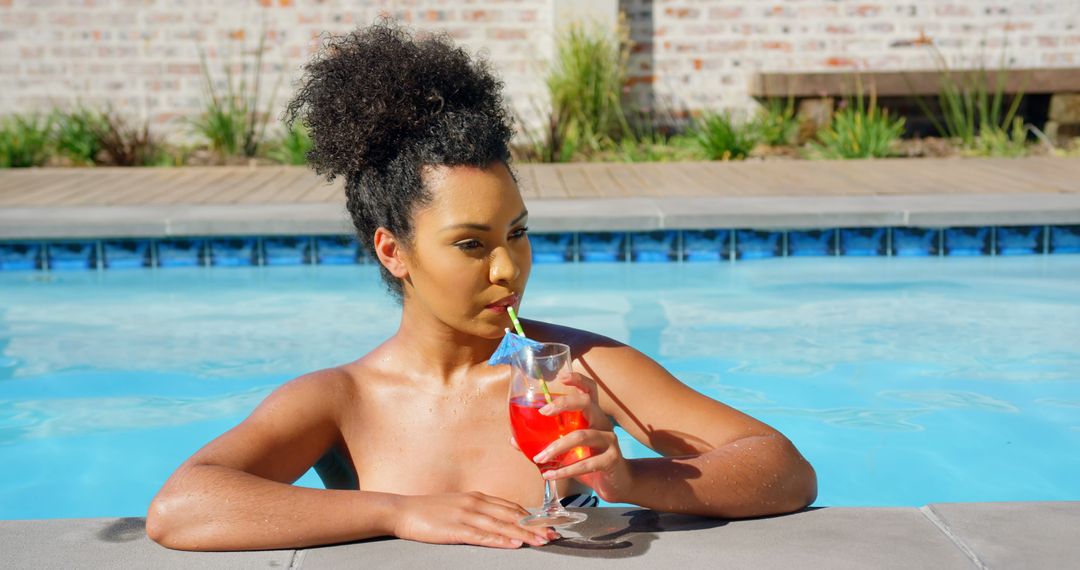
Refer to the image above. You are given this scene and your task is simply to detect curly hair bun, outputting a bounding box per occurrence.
[285,20,511,179]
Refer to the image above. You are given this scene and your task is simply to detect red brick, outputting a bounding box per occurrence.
[826,56,858,68]
[488,28,527,41]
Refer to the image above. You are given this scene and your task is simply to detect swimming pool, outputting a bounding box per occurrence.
[1,257,1078,519]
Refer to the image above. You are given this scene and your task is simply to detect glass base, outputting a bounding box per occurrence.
[520,509,587,528]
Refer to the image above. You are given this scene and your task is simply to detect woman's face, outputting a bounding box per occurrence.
[401,162,532,339]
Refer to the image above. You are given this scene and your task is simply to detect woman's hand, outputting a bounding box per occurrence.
[529,373,634,502]
[392,492,557,549]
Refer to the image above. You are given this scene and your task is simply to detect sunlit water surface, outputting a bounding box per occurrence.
[1,256,1078,519]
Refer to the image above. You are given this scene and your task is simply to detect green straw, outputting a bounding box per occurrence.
[507,306,553,404]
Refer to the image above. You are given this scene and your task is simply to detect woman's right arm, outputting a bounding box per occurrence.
[146,370,552,551]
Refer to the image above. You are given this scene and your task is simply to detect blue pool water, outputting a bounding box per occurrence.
[1,257,1078,519]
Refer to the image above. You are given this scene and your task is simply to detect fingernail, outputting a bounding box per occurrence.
[542,470,555,480]
[533,451,548,463]
[510,539,523,547]
[539,404,554,415]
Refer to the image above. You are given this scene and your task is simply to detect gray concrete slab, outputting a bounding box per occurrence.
[297,507,976,570]
[923,502,1080,570]
[3,193,1080,240]
[6,505,1079,569]
[0,517,296,570]
[0,203,353,239]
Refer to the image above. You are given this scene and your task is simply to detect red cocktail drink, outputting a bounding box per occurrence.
[509,395,591,472]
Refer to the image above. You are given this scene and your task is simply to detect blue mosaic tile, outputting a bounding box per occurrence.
[892,227,939,257]
[529,233,573,263]
[787,229,836,257]
[157,238,206,268]
[47,241,96,270]
[316,236,362,265]
[1050,225,1080,254]
[103,239,151,269]
[263,237,312,266]
[944,227,991,256]
[0,242,43,271]
[631,231,677,262]
[578,232,626,262]
[840,228,886,256]
[209,238,257,267]
[681,230,730,262]
[736,230,782,259]
[996,226,1044,256]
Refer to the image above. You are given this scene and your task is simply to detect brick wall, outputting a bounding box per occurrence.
[1,0,1078,140]
[0,0,553,141]
[622,0,1080,118]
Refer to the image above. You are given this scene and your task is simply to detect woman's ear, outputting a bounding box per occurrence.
[373,227,409,279]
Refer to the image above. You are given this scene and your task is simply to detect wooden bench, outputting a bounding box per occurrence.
[749,68,1080,141]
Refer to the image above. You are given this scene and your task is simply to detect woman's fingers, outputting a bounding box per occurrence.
[467,493,558,544]
[532,428,608,464]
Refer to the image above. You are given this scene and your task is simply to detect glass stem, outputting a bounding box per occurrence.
[541,477,563,514]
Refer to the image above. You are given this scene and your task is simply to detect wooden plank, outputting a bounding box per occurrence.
[555,164,601,198]
[119,168,224,205]
[297,177,345,203]
[233,168,314,204]
[31,169,152,206]
[749,68,1080,98]
[150,169,253,205]
[0,170,92,206]
[512,165,539,199]
[263,169,324,202]
[219,169,285,203]
[71,168,202,206]
[528,164,567,198]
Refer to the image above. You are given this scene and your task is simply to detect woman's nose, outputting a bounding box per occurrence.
[489,245,520,285]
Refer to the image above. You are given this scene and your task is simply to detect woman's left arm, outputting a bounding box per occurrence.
[532,342,817,519]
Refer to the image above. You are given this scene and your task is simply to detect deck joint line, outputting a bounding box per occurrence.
[918,505,987,570]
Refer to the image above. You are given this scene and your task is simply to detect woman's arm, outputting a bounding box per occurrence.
[147,370,552,551]
[533,332,817,519]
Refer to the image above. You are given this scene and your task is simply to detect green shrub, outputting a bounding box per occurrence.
[526,20,631,162]
[914,44,1025,150]
[0,113,54,168]
[606,133,702,162]
[753,96,799,146]
[96,111,167,166]
[54,107,107,166]
[266,121,313,165]
[190,33,280,162]
[808,89,905,159]
[691,112,758,160]
[965,117,1029,158]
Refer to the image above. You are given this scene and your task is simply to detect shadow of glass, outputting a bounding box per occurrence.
[538,509,728,559]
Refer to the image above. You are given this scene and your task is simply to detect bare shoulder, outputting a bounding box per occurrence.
[520,319,649,384]
[520,318,780,454]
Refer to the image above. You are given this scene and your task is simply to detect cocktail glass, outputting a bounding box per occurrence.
[508,342,589,527]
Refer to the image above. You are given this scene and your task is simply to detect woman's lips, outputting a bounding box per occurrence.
[485,294,519,312]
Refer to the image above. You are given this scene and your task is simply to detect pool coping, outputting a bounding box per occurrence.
[3,503,1077,568]
[3,192,1080,239]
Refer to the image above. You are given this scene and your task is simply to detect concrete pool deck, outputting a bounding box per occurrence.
[1,157,1079,238]
[4,504,1079,569]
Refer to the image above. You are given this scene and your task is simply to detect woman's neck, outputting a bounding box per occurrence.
[390,301,503,389]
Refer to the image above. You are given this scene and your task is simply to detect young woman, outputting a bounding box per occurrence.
[146,21,816,551]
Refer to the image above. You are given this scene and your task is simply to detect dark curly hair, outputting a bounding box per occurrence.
[284,20,516,299]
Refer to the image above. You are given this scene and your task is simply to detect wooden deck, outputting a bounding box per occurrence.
[1,158,1078,208]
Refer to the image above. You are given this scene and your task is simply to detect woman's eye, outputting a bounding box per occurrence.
[455,240,483,251]
[510,226,529,239]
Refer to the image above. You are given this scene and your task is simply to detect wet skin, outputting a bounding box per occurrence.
[146,162,817,551]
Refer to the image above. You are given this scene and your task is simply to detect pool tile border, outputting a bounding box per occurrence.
[1,225,1078,271]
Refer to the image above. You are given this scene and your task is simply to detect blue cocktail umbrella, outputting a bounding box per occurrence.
[487,328,543,366]
[487,307,552,403]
